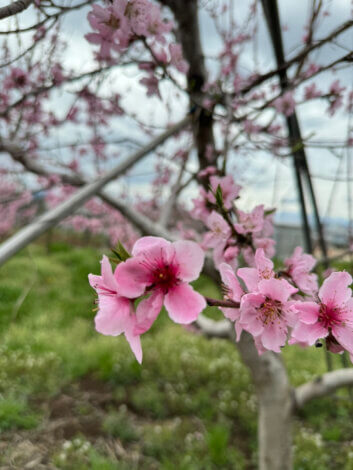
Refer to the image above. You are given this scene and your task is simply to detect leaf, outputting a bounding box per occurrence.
[264,208,276,216]
[215,184,224,209]
[110,241,131,264]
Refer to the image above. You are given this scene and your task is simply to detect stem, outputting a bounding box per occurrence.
[204,296,240,308]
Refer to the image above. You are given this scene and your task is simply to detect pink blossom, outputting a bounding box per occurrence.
[88,256,142,363]
[253,237,276,259]
[240,278,298,353]
[208,175,241,210]
[115,237,206,333]
[4,67,29,89]
[169,43,189,74]
[303,63,320,78]
[126,0,151,36]
[273,91,295,116]
[146,5,173,40]
[234,205,264,235]
[238,248,274,292]
[243,119,261,134]
[86,0,131,58]
[191,187,211,223]
[223,245,239,268]
[203,211,231,249]
[198,166,217,179]
[212,243,239,270]
[51,63,65,84]
[219,263,244,339]
[262,212,275,238]
[140,74,160,97]
[284,246,318,295]
[291,272,353,359]
[327,79,346,116]
[304,83,321,100]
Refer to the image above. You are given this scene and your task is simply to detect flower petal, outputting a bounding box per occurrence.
[291,321,328,346]
[173,240,205,282]
[255,248,274,273]
[124,327,143,364]
[237,267,259,292]
[261,323,287,352]
[94,296,130,336]
[101,255,118,291]
[295,301,320,324]
[332,326,353,354]
[319,271,352,307]
[132,236,171,257]
[114,257,150,298]
[135,290,164,335]
[220,263,243,301]
[221,307,240,322]
[164,283,206,323]
[88,273,102,291]
[258,278,297,303]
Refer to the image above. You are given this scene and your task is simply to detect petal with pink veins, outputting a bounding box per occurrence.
[332,326,353,354]
[114,258,150,298]
[295,301,320,324]
[124,327,143,364]
[255,248,273,273]
[261,323,287,352]
[291,322,328,346]
[244,314,264,336]
[164,283,206,323]
[101,255,118,291]
[319,271,352,307]
[174,240,205,282]
[258,278,297,303]
[237,267,259,292]
[88,273,103,291]
[135,290,164,335]
[132,236,171,257]
[94,296,131,336]
[221,307,240,322]
[220,263,243,301]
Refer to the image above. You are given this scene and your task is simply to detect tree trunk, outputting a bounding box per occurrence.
[236,332,294,470]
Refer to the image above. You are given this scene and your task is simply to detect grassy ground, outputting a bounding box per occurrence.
[0,241,353,469]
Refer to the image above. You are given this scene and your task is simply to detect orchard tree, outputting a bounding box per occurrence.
[0,0,353,469]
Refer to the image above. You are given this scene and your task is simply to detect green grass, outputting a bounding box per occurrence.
[0,241,352,469]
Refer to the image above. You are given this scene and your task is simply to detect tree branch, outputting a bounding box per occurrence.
[0,0,33,20]
[0,115,191,266]
[295,368,353,409]
[194,313,232,338]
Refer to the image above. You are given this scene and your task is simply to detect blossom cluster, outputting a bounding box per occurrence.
[191,166,275,270]
[89,237,206,363]
[89,240,353,363]
[85,0,188,97]
[89,172,353,364]
[220,248,353,361]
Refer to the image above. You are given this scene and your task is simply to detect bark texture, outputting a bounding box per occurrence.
[0,0,33,20]
[236,332,293,470]
[159,0,216,169]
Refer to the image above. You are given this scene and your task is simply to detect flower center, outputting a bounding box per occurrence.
[318,304,342,329]
[106,14,121,29]
[259,298,282,325]
[152,264,178,294]
[259,268,272,280]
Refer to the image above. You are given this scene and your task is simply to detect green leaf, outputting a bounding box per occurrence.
[111,241,131,264]
[264,208,276,216]
[214,184,224,209]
